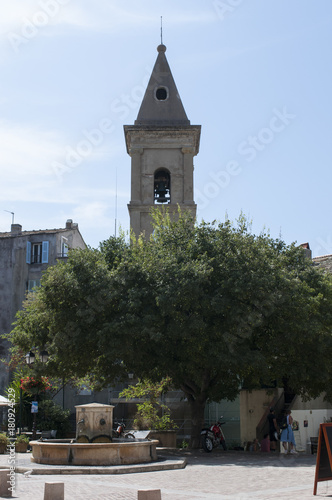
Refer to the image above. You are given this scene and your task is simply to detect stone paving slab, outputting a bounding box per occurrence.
[0,449,330,499]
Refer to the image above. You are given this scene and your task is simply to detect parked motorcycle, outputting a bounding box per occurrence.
[201,416,227,452]
[112,419,135,439]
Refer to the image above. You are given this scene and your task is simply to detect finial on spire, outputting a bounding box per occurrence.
[160,16,163,45]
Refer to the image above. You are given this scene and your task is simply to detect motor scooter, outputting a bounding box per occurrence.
[201,416,227,452]
[112,419,135,439]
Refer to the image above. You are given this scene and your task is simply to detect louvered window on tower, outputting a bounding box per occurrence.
[154,170,170,204]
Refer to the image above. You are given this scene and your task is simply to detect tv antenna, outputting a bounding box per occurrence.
[4,210,14,225]
[114,168,118,238]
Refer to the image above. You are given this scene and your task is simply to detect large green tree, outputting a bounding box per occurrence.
[8,212,332,446]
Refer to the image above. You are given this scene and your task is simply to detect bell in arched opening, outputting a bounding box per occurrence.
[154,170,170,204]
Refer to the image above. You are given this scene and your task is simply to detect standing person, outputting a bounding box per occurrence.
[280,410,298,454]
[267,408,279,451]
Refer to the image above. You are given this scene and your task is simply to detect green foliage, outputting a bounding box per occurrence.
[0,433,8,445]
[6,371,29,406]
[5,371,32,430]
[99,232,130,270]
[36,400,71,438]
[6,210,332,443]
[119,378,177,430]
[15,434,29,444]
[8,248,126,385]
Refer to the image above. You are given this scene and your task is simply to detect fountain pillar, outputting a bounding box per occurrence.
[75,403,114,443]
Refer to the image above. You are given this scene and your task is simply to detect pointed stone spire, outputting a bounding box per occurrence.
[135,44,190,126]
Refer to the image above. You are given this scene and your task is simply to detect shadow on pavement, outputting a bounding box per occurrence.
[158,448,317,469]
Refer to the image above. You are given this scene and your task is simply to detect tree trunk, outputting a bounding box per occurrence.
[187,396,207,449]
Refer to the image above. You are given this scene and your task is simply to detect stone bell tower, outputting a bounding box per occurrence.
[124,44,201,238]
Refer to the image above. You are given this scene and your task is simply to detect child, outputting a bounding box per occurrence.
[260,433,270,452]
[249,438,260,452]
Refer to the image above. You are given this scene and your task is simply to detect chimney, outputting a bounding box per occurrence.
[66,219,73,229]
[11,224,22,235]
[300,243,312,260]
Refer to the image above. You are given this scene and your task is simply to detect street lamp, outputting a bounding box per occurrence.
[25,350,49,364]
[39,351,49,363]
[25,351,35,365]
[25,349,49,440]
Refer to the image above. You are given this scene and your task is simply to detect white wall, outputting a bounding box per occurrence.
[291,409,332,452]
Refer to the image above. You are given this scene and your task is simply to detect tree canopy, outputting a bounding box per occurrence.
[8,211,332,445]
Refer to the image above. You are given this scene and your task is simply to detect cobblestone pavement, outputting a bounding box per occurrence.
[1,449,331,499]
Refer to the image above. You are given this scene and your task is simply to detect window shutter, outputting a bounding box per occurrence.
[42,241,49,263]
[26,242,31,264]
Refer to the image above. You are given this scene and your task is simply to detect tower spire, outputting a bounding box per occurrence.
[160,16,163,45]
[134,43,190,126]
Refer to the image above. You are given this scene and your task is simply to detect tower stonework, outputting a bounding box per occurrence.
[124,44,201,238]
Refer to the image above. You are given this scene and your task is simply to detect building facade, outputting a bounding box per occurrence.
[0,219,86,393]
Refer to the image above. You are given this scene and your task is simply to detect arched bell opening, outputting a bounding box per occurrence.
[154,170,171,204]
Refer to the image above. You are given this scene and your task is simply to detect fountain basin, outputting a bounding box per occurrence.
[30,439,159,466]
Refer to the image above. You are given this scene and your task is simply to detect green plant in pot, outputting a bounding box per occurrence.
[15,434,29,453]
[0,433,8,454]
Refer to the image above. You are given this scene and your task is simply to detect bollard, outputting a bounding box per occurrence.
[0,469,12,497]
[137,489,161,500]
[44,482,64,500]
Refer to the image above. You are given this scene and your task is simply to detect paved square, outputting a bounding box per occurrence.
[2,449,331,499]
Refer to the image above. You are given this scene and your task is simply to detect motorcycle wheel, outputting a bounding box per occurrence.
[124,433,135,440]
[202,436,213,452]
[221,440,227,450]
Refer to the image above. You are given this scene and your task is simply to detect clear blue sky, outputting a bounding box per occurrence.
[0,1,331,257]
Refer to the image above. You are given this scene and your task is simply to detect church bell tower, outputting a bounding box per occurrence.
[124,44,201,238]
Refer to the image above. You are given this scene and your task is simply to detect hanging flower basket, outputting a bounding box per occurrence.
[20,376,51,395]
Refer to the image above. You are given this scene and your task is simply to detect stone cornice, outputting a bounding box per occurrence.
[182,147,195,155]
[128,203,196,213]
[128,147,144,156]
[124,125,201,155]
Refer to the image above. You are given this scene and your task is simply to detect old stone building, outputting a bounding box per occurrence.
[0,219,86,392]
[313,253,332,272]
[125,43,201,238]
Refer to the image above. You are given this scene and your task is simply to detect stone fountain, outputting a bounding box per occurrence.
[30,403,158,466]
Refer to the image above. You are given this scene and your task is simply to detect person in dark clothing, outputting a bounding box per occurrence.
[267,407,279,451]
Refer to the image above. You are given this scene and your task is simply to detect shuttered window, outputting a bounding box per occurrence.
[26,241,49,264]
[42,241,49,263]
[26,241,31,264]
